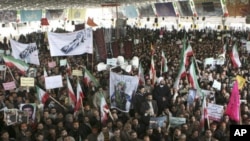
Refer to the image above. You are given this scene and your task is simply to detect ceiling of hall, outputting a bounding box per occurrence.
[0,0,155,10]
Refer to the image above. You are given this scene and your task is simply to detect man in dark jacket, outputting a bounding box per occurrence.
[153,77,171,115]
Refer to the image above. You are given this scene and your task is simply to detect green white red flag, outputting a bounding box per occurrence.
[36,86,50,104]
[3,55,29,74]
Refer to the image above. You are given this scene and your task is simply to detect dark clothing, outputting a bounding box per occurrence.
[132,92,145,115]
[153,85,171,115]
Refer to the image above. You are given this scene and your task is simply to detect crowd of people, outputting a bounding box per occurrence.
[0,26,249,141]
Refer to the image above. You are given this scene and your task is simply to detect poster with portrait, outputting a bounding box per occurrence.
[4,109,17,126]
[109,72,139,112]
[20,103,36,122]
[17,110,29,124]
[149,116,167,129]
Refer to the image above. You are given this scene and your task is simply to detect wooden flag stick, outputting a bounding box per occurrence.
[49,95,67,110]
[7,66,19,85]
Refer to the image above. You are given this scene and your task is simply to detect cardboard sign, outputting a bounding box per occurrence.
[45,75,63,89]
[169,117,186,127]
[21,77,34,87]
[207,103,224,121]
[2,81,16,90]
[72,70,83,76]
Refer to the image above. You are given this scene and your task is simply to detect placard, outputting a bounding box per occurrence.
[149,116,167,129]
[0,65,6,71]
[48,61,56,68]
[106,58,117,66]
[20,77,34,87]
[60,59,67,66]
[169,117,186,127]
[212,80,221,90]
[72,70,83,76]
[207,103,224,121]
[2,81,16,90]
[45,75,63,89]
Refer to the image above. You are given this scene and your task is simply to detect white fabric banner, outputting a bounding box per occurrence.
[48,28,93,56]
[10,39,40,65]
[109,72,139,112]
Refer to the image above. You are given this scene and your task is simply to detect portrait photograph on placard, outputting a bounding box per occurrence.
[17,110,29,124]
[4,109,17,126]
[20,103,36,122]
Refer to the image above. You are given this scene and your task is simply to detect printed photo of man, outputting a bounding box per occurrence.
[20,103,36,122]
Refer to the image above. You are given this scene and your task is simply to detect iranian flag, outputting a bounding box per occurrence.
[161,50,168,74]
[100,94,109,125]
[184,44,193,67]
[36,86,50,104]
[67,77,76,107]
[84,69,99,87]
[75,81,84,112]
[43,67,48,77]
[188,59,200,90]
[200,96,208,131]
[230,43,241,68]
[173,40,187,90]
[3,55,29,74]
[67,63,72,76]
[149,56,156,85]
[138,63,145,85]
[151,43,155,55]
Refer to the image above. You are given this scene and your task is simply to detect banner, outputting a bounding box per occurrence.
[137,4,155,17]
[194,0,222,16]
[10,39,40,65]
[20,10,42,22]
[48,28,93,56]
[45,75,63,89]
[122,6,138,18]
[68,8,86,20]
[207,103,224,121]
[46,9,65,20]
[169,117,186,127]
[2,81,16,91]
[109,72,139,112]
[0,10,17,23]
[149,116,167,129]
[176,1,193,16]
[21,77,34,87]
[154,2,176,17]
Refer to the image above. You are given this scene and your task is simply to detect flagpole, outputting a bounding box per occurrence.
[49,95,67,110]
[3,66,6,80]
[7,66,18,85]
[160,51,163,76]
